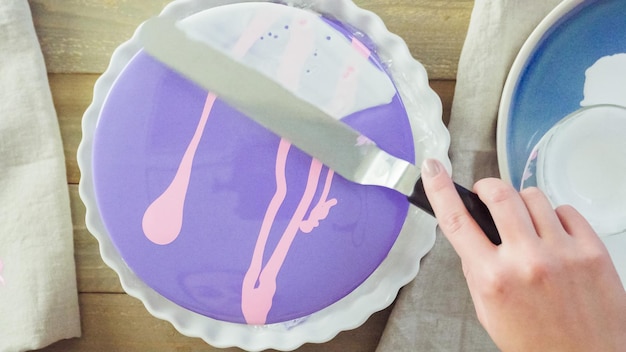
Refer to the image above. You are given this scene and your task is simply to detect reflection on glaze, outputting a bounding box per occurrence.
[184,2,396,119]
[141,4,395,325]
[277,17,315,90]
[325,38,372,117]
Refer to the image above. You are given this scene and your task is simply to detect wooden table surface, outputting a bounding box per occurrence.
[31,1,472,350]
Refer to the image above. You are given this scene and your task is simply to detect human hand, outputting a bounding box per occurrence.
[420,158,626,352]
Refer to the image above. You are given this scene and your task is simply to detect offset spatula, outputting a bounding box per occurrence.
[138,18,501,245]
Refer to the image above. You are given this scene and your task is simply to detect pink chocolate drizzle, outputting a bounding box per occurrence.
[142,9,282,245]
[141,8,374,325]
[142,93,217,245]
[241,33,371,325]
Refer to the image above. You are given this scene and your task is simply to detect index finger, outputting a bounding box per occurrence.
[420,159,495,259]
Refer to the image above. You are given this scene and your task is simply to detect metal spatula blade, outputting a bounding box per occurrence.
[138,17,501,245]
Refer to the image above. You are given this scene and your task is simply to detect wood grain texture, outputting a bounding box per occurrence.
[31,0,471,79]
[29,0,171,74]
[34,0,466,350]
[49,74,97,185]
[40,293,393,352]
[69,184,124,293]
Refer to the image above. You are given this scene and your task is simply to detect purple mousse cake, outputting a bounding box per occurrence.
[92,2,417,325]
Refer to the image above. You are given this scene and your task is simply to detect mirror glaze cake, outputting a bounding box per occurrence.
[95,1,414,325]
[79,0,449,349]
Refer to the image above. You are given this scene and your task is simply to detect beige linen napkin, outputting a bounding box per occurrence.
[0,1,81,351]
[377,0,563,350]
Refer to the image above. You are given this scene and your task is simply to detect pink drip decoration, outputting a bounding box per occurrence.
[140,9,374,325]
[351,37,371,57]
[241,15,327,324]
[241,30,372,324]
[142,93,216,245]
[241,149,336,324]
[142,10,282,245]
[300,168,337,233]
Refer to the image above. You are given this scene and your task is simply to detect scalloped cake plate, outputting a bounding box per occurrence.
[78,0,450,350]
[497,0,626,287]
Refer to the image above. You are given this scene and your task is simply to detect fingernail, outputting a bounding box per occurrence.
[422,158,442,177]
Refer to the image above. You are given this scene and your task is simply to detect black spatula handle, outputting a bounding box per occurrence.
[408,179,501,245]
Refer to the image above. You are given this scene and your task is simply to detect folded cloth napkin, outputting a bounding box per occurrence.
[377,0,563,350]
[0,1,81,351]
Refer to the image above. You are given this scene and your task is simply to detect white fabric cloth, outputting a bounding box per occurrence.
[0,1,81,351]
[377,0,563,350]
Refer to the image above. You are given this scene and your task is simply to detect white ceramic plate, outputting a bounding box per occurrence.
[77,0,450,350]
[498,0,626,287]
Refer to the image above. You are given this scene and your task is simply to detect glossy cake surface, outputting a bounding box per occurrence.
[93,2,415,325]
